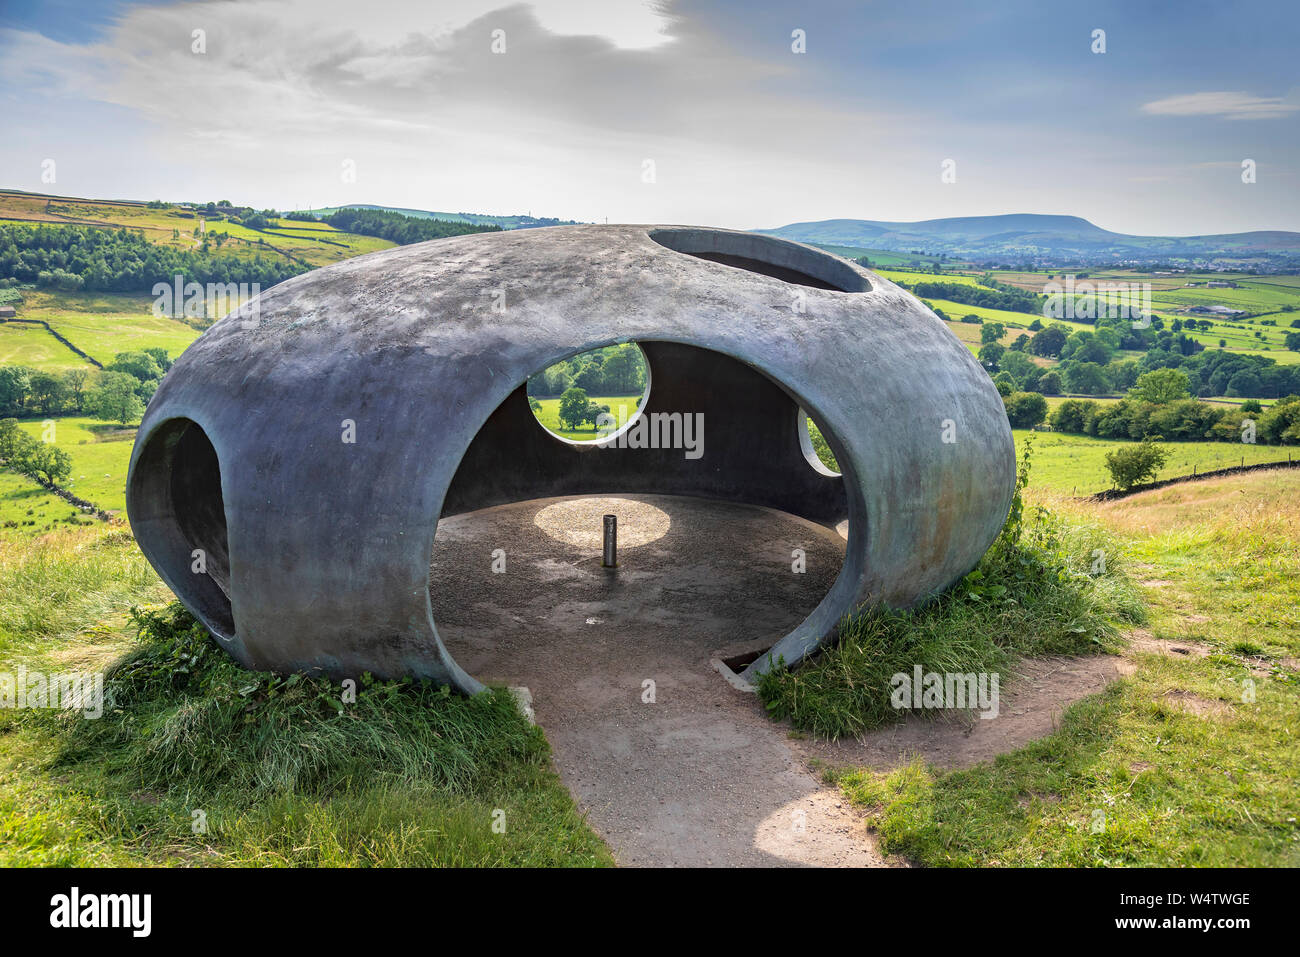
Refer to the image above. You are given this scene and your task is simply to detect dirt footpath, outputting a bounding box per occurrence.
[430,494,1120,866]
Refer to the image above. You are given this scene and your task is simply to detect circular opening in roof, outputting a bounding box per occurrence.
[527,343,651,445]
[649,227,871,293]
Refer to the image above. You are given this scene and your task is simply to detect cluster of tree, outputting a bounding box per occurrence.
[527,343,647,398]
[1048,370,1300,444]
[905,280,1042,314]
[0,224,309,292]
[987,354,1060,396]
[0,418,71,484]
[1001,390,1049,429]
[1023,317,1202,363]
[320,208,502,246]
[1139,348,1300,399]
[238,211,279,230]
[0,349,171,423]
[557,387,611,431]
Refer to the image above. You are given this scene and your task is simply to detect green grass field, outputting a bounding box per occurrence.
[1014,429,1291,495]
[0,322,86,370]
[0,470,88,535]
[44,314,199,365]
[16,290,202,362]
[530,394,644,441]
[12,417,137,513]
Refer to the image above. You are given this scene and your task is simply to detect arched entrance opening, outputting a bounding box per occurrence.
[126,418,234,641]
[429,340,853,689]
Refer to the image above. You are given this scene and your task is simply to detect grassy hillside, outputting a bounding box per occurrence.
[0,190,395,270]
[0,322,88,370]
[17,290,200,364]
[833,470,1300,866]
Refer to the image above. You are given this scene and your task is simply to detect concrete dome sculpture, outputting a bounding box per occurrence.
[126,225,1016,694]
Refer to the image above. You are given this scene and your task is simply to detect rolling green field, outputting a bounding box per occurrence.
[43,313,199,365]
[860,263,1300,363]
[17,290,202,363]
[0,469,85,535]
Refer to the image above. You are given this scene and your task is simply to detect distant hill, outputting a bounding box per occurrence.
[300,204,580,230]
[757,214,1300,267]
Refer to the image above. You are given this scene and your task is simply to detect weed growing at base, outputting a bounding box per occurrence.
[756,440,1145,738]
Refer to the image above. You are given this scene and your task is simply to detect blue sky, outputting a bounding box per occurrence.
[2,0,1296,233]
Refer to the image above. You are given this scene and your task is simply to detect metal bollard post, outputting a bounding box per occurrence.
[602,514,617,568]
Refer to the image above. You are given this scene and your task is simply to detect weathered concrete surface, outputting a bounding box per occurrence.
[430,494,890,866]
[126,225,1015,691]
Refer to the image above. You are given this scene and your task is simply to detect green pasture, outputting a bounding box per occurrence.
[1013,429,1291,495]
[0,323,85,370]
[530,394,644,441]
[43,314,199,365]
[0,470,89,535]
[14,417,136,512]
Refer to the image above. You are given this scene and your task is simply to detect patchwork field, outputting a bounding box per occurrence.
[862,264,1300,362]
[0,190,394,269]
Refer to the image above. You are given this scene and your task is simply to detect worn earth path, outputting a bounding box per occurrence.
[430,494,1123,867]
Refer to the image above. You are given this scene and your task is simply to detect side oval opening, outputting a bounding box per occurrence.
[128,418,235,639]
[798,408,841,477]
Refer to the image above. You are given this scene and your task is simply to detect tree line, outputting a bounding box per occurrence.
[1047,368,1300,444]
[304,208,503,246]
[0,348,170,423]
[0,224,309,293]
[526,343,647,398]
[904,279,1043,314]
